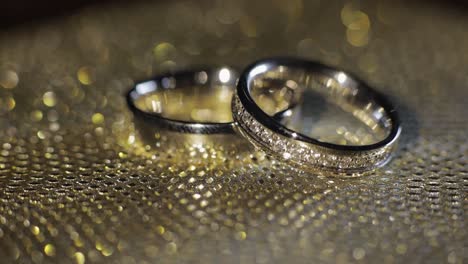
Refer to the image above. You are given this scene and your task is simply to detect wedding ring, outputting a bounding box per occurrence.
[125,67,254,156]
[127,67,238,134]
[232,57,401,173]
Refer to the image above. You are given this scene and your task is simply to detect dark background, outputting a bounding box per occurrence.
[1,0,466,29]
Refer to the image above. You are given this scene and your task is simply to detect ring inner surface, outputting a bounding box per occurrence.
[133,68,237,123]
[248,65,392,146]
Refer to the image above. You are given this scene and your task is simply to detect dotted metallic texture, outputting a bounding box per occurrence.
[0,0,466,263]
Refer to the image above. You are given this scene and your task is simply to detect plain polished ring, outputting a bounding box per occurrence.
[232,57,401,173]
[127,67,238,134]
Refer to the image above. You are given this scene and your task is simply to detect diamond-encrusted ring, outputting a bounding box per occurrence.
[232,57,401,174]
[127,67,239,134]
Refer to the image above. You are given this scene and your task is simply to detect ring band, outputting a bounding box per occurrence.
[127,67,238,134]
[232,57,401,173]
[127,67,299,135]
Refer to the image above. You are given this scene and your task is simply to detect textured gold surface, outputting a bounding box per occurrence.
[0,0,467,263]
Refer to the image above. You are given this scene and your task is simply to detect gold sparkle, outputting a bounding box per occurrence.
[0,70,19,89]
[31,110,44,122]
[44,244,56,256]
[91,113,104,125]
[73,252,85,264]
[43,92,57,107]
[37,131,46,139]
[346,28,369,47]
[77,67,94,85]
[153,42,176,61]
[156,225,165,235]
[5,97,15,111]
[235,231,247,240]
[165,242,177,254]
[0,2,463,264]
[353,248,366,260]
[31,226,40,235]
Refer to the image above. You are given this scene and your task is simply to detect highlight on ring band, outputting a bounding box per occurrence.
[232,57,401,174]
[127,67,238,134]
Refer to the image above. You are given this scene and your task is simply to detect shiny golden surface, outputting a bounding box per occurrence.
[0,0,467,263]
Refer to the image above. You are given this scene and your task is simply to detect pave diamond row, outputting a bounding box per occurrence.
[232,94,395,173]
